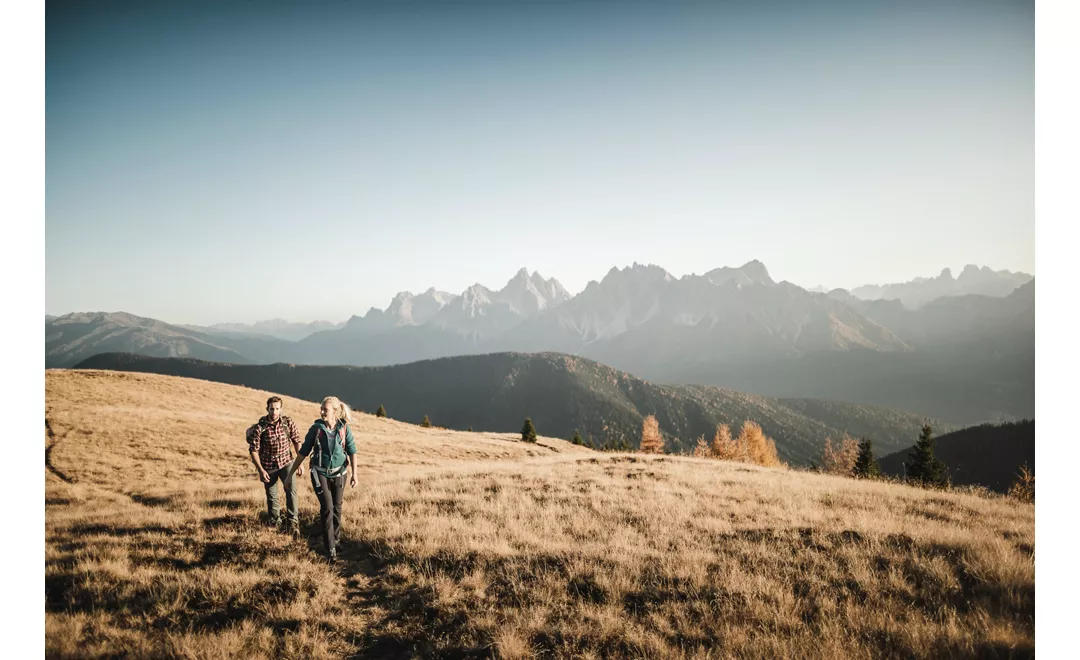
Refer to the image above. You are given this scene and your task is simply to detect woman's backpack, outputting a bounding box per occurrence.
[313,423,348,472]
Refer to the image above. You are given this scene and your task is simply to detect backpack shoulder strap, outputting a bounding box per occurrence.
[313,425,325,462]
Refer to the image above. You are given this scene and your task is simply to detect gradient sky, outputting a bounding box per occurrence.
[46,0,1034,325]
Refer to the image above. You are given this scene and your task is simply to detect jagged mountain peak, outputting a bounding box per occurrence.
[601,263,673,286]
[702,260,775,287]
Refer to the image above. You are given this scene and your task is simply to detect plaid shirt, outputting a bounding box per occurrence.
[246,415,301,472]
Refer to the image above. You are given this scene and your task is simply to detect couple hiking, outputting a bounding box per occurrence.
[245,395,357,561]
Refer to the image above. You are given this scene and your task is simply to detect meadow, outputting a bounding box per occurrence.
[45,370,1034,658]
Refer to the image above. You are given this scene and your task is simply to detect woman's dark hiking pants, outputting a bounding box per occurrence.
[314,472,346,556]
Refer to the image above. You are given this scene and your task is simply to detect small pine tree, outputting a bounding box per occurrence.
[852,437,881,479]
[375,405,387,418]
[907,423,947,487]
[522,417,538,443]
[571,430,584,446]
[467,425,473,432]
[639,415,665,454]
[421,414,432,428]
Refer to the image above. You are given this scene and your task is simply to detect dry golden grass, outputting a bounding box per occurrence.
[45,370,1034,659]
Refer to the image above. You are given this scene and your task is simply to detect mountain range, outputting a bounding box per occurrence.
[849,265,1032,309]
[73,351,946,466]
[293,260,923,371]
[187,319,344,342]
[45,261,1033,424]
[45,311,272,367]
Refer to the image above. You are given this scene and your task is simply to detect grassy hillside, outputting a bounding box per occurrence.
[74,352,945,465]
[879,420,1035,493]
[45,369,1033,658]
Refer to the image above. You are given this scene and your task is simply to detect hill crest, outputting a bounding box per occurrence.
[74,351,947,466]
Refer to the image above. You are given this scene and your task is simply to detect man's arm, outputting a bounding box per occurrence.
[246,424,270,483]
[287,417,304,477]
[250,451,270,483]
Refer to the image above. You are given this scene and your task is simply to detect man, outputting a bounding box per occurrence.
[246,396,303,535]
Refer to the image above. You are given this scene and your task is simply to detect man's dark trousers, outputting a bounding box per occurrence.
[264,467,298,528]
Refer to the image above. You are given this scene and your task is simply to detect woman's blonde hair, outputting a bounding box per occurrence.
[321,396,353,426]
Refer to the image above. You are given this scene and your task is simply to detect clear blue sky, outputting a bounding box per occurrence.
[46,0,1034,324]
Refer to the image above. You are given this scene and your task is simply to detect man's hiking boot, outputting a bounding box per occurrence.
[287,520,300,538]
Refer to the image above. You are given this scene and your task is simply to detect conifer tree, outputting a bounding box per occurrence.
[421,414,432,428]
[710,423,740,461]
[467,425,473,432]
[907,423,947,487]
[852,437,881,479]
[375,405,387,418]
[571,430,584,446]
[639,415,665,454]
[522,417,538,443]
[692,434,710,458]
[1008,463,1035,502]
[737,420,781,467]
[822,434,859,476]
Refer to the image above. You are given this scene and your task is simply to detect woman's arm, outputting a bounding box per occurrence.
[346,426,357,488]
[287,426,316,477]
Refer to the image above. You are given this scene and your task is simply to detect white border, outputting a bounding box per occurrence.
[19,0,1061,655]
[1035,0,1079,654]
[1,0,44,655]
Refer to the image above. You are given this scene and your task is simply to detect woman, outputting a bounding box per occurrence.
[289,396,357,561]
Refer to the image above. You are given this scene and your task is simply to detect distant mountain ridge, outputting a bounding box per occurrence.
[294,259,903,368]
[201,319,343,342]
[849,279,1034,348]
[46,260,1034,424]
[46,312,236,364]
[848,265,1032,309]
[73,351,947,466]
[45,311,288,368]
